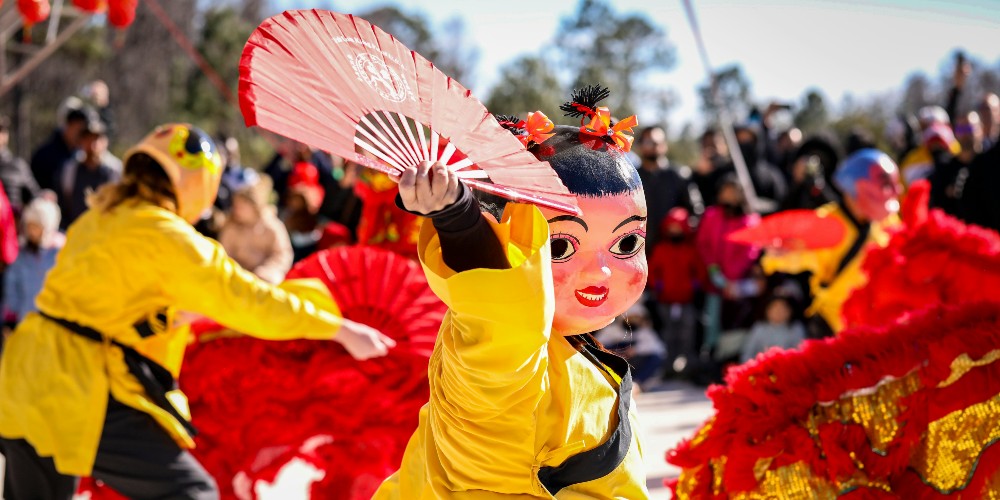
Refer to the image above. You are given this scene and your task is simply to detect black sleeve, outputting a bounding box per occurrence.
[396,184,511,273]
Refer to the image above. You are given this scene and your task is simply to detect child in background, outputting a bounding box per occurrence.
[740,292,806,363]
[218,171,293,284]
[3,194,62,327]
[647,207,705,376]
[596,304,666,392]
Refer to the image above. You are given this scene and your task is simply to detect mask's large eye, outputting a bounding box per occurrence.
[185,127,216,156]
[550,235,579,262]
[610,232,645,258]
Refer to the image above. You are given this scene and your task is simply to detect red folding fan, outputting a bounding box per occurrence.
[239,9,579,215]
[285,245,445,356]
[728,209,847,250]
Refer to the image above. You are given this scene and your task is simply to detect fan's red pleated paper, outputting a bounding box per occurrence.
[728,209,847,250]
[239,9,579,215]
[285,245,443,355]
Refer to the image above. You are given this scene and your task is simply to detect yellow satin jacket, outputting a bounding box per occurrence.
[761,203,896,333]
[373,204,649,499]
[0,202,343,476]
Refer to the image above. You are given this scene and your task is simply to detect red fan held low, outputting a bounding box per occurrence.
[728,209,847,250]
[239,9,579,215]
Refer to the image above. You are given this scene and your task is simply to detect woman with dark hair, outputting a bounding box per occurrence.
[0,124,393,499]
[374,87,651,498]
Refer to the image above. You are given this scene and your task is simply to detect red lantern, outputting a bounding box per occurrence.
[108,0,137,29]
[72,0,106,13]
[18,0,50,24]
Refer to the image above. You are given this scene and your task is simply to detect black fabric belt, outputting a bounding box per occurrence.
[38,311,197,437]
[537,335,633,495]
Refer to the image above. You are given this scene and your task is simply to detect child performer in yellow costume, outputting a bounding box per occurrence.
[374,87,651,499]
[0,124,394,499]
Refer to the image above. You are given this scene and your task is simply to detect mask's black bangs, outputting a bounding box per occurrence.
[530,125,641,197]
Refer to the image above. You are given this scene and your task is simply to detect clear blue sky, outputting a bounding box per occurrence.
[270,0,1000,131]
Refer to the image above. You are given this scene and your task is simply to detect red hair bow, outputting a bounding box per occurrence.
[580,107,639,153]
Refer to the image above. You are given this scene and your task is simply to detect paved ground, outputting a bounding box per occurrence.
[635,380,714,499]
[0,381,714,499]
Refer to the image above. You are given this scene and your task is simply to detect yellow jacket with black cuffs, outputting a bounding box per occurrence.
[761,202,896,333]
[0,202,344,476]
[373,203,649,499]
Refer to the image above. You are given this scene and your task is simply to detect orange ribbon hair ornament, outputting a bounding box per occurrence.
[518,111,556,147]
[581,107,639,153]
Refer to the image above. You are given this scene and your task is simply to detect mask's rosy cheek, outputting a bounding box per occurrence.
[551,264,571,290]
[627,265,647,288]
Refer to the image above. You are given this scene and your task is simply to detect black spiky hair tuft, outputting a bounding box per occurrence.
[559,84,611,118]
[493,113,525,135]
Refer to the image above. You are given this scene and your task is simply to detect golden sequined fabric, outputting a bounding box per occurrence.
[911,393,1000,492]
[673,353,1000,498]
[810,371,922,452]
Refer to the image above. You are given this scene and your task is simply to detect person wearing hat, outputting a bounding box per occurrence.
[282,158,327,262]
[0,124,395,499]
[648,207,706,376]
[218,171,293,284]
[56,119,120,229]
[374,86,650,499]
[761,149,902,337]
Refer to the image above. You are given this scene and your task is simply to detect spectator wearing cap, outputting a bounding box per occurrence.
[30,108,92,192]
[218,172,293,284]
[2,195,63,327]
[0,116,39,215]
[281,158,327,262]
[647,207,706,376]
[56,120,120,229]
[899,120,959,188]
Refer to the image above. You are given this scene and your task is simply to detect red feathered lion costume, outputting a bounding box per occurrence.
[668,183,1000,498]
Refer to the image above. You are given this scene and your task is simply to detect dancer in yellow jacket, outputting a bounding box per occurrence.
[761,148,902,335]
[0,124,394,499]
[374,87,651,499]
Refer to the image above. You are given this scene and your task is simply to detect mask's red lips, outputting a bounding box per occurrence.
[575,286,609,307]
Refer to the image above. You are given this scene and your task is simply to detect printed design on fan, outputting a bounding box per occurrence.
[335,37,414,103]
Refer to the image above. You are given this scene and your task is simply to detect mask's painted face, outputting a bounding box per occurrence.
[540,191,648,336]
[853,164,901,222]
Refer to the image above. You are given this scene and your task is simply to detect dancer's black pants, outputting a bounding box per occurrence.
[1,397,217,500]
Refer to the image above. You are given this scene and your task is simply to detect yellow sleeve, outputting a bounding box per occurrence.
[419,203,553,412]
[151,214,343,341]
[761,248,824,277]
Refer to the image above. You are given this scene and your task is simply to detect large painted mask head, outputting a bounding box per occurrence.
[494,86,648,336]
[833,148,901,223]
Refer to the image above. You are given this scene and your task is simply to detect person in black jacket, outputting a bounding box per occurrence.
[958,135,1000,233]
[930,111,984,217]
[30,109,91,193]
[703,125,787,213]
[634,125,703,249]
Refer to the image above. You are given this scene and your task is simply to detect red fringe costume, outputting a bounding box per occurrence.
[842,182,1000,329]
[668,183,1000,498]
